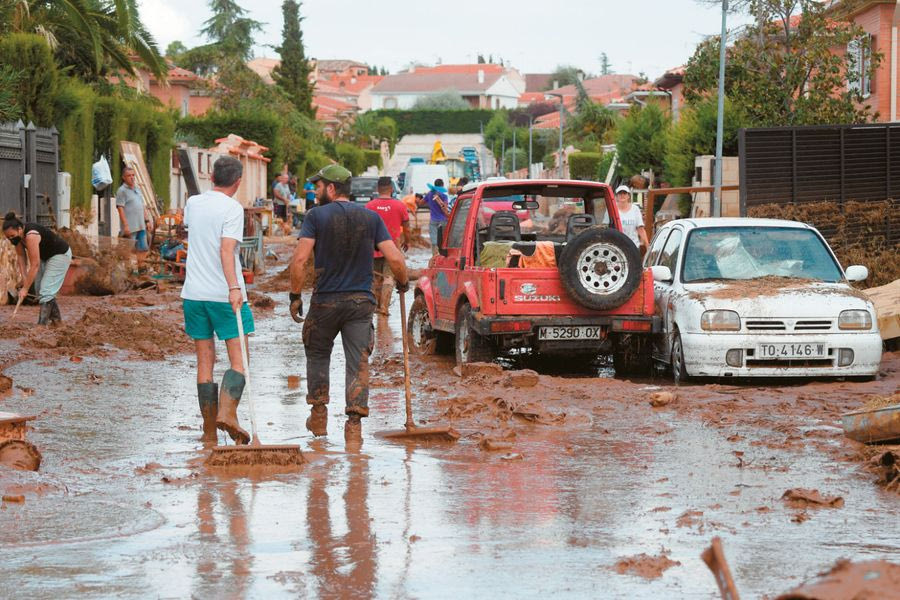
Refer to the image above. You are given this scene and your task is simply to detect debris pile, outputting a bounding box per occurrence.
[28,307,192,359]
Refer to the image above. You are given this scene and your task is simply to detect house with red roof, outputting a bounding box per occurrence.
[147,64,216,117]
[370,64,526,110]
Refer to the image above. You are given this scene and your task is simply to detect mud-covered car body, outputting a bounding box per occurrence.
[647,218,882,380]
[411,179,660,368]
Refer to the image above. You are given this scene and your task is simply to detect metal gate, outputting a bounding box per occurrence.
[0,120,59,224]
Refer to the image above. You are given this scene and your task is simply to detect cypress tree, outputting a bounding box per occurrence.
[272,0,314,117]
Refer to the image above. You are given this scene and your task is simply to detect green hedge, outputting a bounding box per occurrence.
[178,109,282,174]
[54,80,176,211]
[56,80,96,213]
[0,34,58,126]
[568,152,603,181]
[367,109,496,136]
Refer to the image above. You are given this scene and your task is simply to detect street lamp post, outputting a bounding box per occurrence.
[713,0,729,217]
[512,128,517,172]
[526,114,534,179]
[545,92,565,178]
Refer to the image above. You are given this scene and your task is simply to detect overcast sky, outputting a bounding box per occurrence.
[138,0,752,79]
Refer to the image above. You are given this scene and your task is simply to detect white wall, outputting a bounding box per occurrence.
[486,77,524,109]
[370,92,421,110]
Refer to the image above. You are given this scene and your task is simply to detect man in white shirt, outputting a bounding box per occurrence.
[603,184,649,250]
[181,156,254,446]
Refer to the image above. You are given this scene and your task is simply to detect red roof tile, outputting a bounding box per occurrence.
[372,71,503,94]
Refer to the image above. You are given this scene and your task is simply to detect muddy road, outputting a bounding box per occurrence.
[0,247,898,598]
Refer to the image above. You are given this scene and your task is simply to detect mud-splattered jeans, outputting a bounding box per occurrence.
[302,296,375,417]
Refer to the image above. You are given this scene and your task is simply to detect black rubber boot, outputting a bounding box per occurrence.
[48,299,61,325]
[37,302,52,325]
[216,369,250,444]
[197,382,218,444]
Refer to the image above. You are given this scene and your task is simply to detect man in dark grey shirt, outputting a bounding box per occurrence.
[116,167,148,271]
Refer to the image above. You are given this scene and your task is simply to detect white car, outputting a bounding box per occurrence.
[647,218,882,381]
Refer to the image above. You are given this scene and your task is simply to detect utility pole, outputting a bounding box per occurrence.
[713,0,728,217]
[501,138,506,175]
[528,114,533,179]
[512,129,517,172]
[546,92,565,179]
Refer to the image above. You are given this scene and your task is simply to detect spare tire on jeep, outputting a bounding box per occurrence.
[558,227,642,311]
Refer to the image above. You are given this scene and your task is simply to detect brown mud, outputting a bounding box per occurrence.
[0,243,897,597]
[613,552,681,579]
[26,306,192,360]
[776,559,900,600]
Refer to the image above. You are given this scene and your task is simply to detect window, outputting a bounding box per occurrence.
[848,34,874,98]
[645,229,671,267]
[447,197,472,248]
[659,228,683,274]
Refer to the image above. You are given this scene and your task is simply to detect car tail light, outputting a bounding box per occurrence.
[613,319,652,332]
[726,349,743,367]
[490,321,532,333]
[838,348,854,366]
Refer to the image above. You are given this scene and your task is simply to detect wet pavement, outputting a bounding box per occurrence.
[1,249,899,598]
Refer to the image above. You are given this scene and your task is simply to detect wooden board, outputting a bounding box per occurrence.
[863,279,900,341]
[120,141,161,223]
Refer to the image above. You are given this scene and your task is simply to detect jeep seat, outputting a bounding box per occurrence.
[488,211,521,242]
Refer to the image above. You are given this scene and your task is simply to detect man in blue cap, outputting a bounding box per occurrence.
[289,164,409,447]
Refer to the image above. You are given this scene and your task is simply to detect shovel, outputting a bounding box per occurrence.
[378,291,459,443]
[9,290,26,319]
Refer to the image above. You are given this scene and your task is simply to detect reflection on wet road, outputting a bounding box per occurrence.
[0,252,898,598]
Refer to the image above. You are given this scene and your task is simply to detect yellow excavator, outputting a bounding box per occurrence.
[429,141,476,188]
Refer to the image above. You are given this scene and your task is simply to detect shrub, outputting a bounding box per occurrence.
[362,149,382,171]
[335,143,365,175]
[663,97,746,187]
[616,103,669,178]
[568,152,603,181]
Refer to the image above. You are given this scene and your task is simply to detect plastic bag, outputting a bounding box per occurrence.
[91,156,112,191]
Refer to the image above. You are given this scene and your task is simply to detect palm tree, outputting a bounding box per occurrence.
[0,0,167,82]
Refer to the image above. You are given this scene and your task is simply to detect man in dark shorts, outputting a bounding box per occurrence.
[288,164,408,447]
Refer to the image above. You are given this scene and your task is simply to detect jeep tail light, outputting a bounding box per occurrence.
[613,319,652,332]
[490,320,532,333]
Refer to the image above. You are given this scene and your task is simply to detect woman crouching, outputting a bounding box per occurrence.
[2,212,72,325]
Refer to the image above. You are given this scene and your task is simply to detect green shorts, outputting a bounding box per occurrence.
[183,300,255,341]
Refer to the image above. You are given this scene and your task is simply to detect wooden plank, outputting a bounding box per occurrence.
[862,278,900,340]
[120,141,160,224]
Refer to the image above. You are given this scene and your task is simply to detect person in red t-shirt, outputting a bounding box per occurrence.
[366,177,410,316]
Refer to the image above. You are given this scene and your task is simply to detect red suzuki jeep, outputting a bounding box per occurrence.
[409,179,660,373]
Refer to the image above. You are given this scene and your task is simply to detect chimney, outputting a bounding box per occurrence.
[553,80,559,90]
[477,69,485,84]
